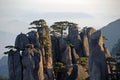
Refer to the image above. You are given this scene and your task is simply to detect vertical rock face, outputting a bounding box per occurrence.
[13,52,22,80]
[8,51,15,80]
[68,25,82,56]
[71,47,79,64]
[80,27,96,57]
[27,31,40,49]
[37,26,54,80]
[86,27,96,38]
[8,50,22,80]
[5,18,110,80]
[89,30,108,80]
[51,36,60,62]
[83,34,89,56]
[59,38,72,66]
[67,64,89,80]
[22,49,34,80]
[37,51,44,80]
[103,44,111,58]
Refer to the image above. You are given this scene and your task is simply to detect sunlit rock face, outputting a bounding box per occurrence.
[103,44,111,58]
[80,27,96,57]
[89,30,108,80]
[86,27,96,38]
[70,47,79,64]
[5,23,111,80]
[67,64,89,80]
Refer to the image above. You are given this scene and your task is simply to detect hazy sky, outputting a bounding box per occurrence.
[0,0,120,34]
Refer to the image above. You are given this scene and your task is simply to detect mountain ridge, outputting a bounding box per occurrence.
[101,18,120,52]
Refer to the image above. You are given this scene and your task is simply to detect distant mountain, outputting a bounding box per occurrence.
[101,19,120,52]
[0,56,8,76]
[0,31,16,59]
[0,31,16,76]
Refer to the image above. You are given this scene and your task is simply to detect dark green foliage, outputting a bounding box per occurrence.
[4,45,18,54]
[54,62,67,72]
[30,19,46,26]
[107,56,120,79]
[79,57,88,71]
[50,21,77,37]
[5,45,18,50]
[25,44,34,48]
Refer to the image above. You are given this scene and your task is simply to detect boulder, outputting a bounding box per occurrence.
[89,30,108,80]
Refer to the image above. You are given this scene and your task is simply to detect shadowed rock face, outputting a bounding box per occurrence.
[22,49,34,80]
[27,31,40,49]
[15,33,29,50]
[59,38,72,66]
[70,47,79,64]
[68,25,82,56]
[89,30,108,80]
[8,51,22,80]
[51,36,60,62]
[6,24,110,80]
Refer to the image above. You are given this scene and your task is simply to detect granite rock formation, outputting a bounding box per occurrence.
[89,30,108,80]
[4,20,110,80]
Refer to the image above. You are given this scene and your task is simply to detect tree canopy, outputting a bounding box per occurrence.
[50,21,77,37]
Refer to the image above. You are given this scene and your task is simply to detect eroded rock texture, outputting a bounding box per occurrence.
[89,30,108,80]
[8,51,22,80]
[6,20,110,80]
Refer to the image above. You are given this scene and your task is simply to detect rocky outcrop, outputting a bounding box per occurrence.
[89,30,108,80]
[7,50,22,80]
[80,27,96,57]
[22,49,34,80]
[67,64,89,80]
[83,34,89,56]
[59,38,72,66]
[68,25,82,56]
[27,31,40,49]
[4,19,110,80]
[103,44,111,58]
[71,47,79,64]
[86,27,96,38]
[15,33,29,50]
